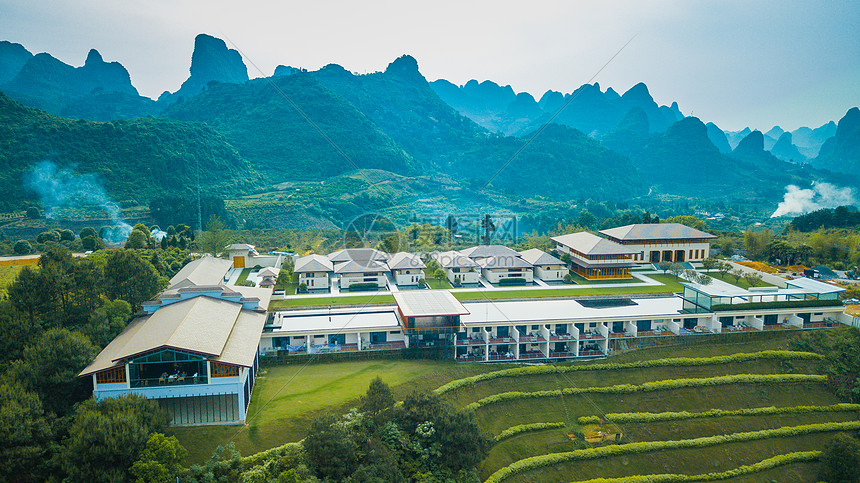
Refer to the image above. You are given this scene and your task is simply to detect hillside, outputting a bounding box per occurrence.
[162,73,417,181]
[311,55,488,168]
[0,47,158,120]
[0,92,259,211]
[431,79,684,137]
[813,107,860,176]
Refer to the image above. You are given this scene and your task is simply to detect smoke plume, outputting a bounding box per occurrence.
[771,182,858,217]
[24,161,132,243]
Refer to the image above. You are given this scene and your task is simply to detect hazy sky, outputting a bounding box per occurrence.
[2,0,858,131]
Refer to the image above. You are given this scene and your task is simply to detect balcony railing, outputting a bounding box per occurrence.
[131,375,207,388]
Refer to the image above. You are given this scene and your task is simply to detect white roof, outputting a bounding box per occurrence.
[432,251,479,269]
[168,256,232,289]
[600,223,716,241]
[459,245,520,259]
[271,308,401,334]
[334,259,390,274]
[294,254,334,273]
[328,248,389,263]
[387,252,426,270]
[225,243,256,251]
[475,256,533,269]
[460,297,683,325]
[784,277,844,294]
[257,267,279,278]
[552,232,636,256]
[393,290,470,317]
[518,248,565,266]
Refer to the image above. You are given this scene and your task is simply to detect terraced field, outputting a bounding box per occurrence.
[435,344,858,482]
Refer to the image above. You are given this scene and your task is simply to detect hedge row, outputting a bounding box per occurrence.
[241,441,304,467]
[495,422,567,442]
[465,373,826,411]
[434,350,822,394]
[573,451,821,482]
[577,403,860,425]
[484,420,860,483]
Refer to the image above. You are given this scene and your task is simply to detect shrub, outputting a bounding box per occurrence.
[499,277,527,286]
[572,451,821,482]
[466,373,826,411]
[485,422,860,482]
[435,350,823,394]
[347,282,379,291]
[577,403,860,425]
[495,422,566,442]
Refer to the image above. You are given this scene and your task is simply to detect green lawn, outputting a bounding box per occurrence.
[235,268,252,285]
[708,271,776,289]
[168,359,503,464]
[0,265,23,298]
[423,269,452,289]
[269,273,686,309]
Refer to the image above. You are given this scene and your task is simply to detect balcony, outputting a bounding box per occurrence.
[131,374,207,388]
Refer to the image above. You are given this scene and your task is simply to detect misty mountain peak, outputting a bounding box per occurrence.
[189,33,248,84]
[85,49,103,66]
[733,129,765,156]
[622,82,654,103]
[385,54,422,80]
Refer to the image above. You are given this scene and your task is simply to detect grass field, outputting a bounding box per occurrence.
[235,268,252,285]
[0,265,23,297]
[708,271,776,289]
[167,359,505,463]
[167,328,847,478]
[449,329,855,482]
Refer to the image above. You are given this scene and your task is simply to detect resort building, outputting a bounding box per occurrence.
[387,252,426,286]
[431,251,480,285]
[519,248,569,281]
[224,243,281,269]
[80,257,271,425]
[293,254,334,291]
[552,232,636,279]
[459,245,534,284]
[599,223,717,263]
[262,277,847,364]
[256,267,279,288]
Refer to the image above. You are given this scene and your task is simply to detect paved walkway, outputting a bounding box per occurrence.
[385,273,400,292]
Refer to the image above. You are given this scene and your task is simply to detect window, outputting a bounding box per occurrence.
[211,362,240,378]
[96,366,126,384]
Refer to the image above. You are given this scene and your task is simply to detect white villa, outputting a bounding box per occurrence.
[432,250,481,285]
[461,245,534,284]
[599,223,717,263]
[387,252,426,285]
[293,254,334,291]
[519,248,568,281]
[224,243,281,269]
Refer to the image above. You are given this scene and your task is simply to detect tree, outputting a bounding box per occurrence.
[58,229,76,242]
[197,215,231,256]
[360,377,394,416]
[717,261,732,280]
[81,299,132,348]
[8,328,97,415]
[697,274,713,286]
[129,433,187,483]
[303,414,359,480]
[730,268,745,284]
[0,383,55,482]
[37,230,61,244]
[104,250,166,310]
[61,395,171,483]
[743,272,763,287]
[701,257,718,273]
[80,227,98,239]
[26,206,40,219]
[664,215,708,231]
[480,214,495,245]
[433,268,447,283]
[125,229,149,249]
[658,260,671,274]
[669,263,684,279]
[819,433,860,483]
[13,239,32,255]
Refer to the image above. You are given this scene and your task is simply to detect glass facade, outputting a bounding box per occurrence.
[128,349,209,387]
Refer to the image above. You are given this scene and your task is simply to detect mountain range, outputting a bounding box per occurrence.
[0,34,857,226]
